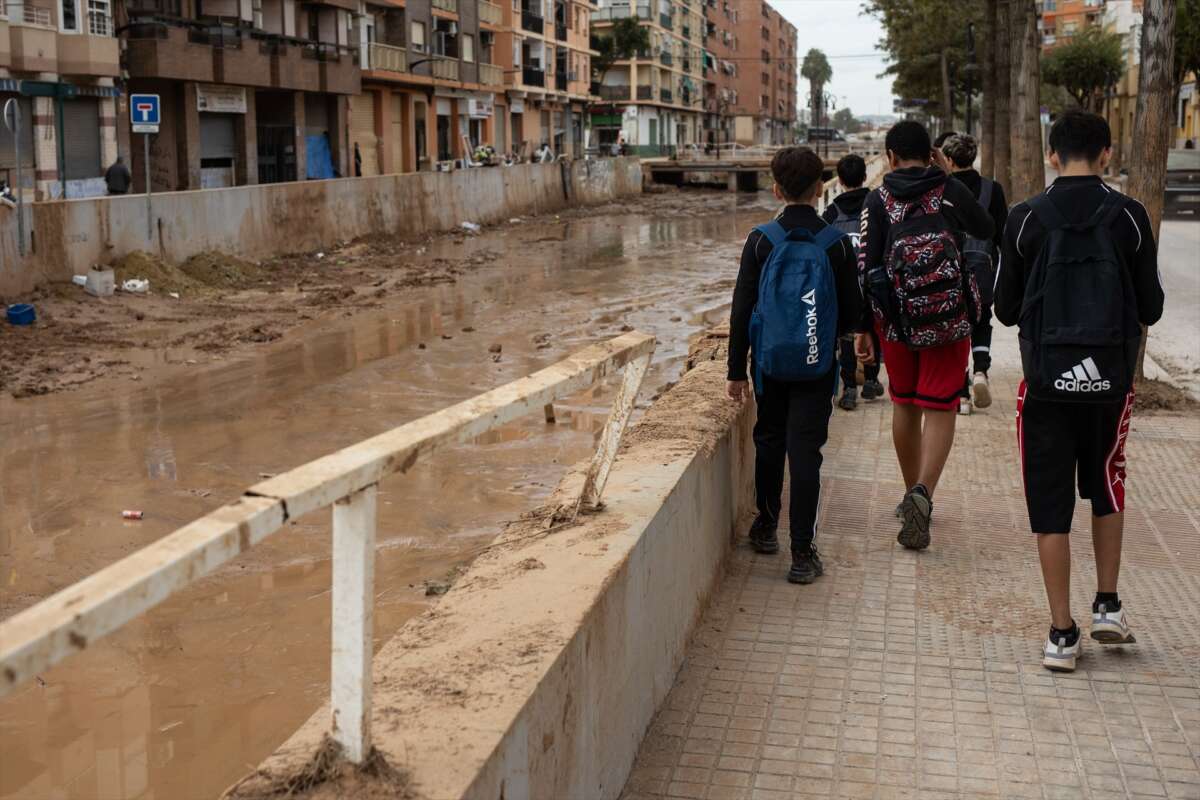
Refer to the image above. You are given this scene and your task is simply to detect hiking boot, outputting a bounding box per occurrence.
[1091,602,1137,644]
[748,514,779,555]
[838,386,858,411]
[861,379,884,400]
[972,372,992,409]
[897,488,932,550]
[787,544,824,584]
[1043,623,1081,672]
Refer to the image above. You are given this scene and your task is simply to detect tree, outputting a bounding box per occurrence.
[1042,26,1124,110]
[590,18,650,89]
[1175,0,1200,89]
[801,49,833,129]
[1008,0,1044,201]
[1127,0,1177,380]
[980,0,997,175]
[993,0,1013,189]
[832,107,863,133]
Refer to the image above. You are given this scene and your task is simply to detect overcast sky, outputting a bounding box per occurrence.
[772,0,897,119]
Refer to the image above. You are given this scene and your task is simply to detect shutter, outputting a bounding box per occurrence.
[392,93,404,173]
[62,98,102,180]
[199,113,236,159]
[350,92,378,176]
[0,95,35,172]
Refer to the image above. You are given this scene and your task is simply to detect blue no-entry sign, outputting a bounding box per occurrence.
[130,94,160,133]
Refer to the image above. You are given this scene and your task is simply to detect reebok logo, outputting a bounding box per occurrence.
[802,289,819,365]
[1054,357,1111,393]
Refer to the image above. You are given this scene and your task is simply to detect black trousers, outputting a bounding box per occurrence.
[838,332,880,389]
[753,368,836,551]
[972,306,993,374]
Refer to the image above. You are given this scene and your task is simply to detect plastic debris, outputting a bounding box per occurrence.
[121,278,149,294]
[316,252,326,259]
[71,275,87,287]
[460,221,482,234]
[168,292,180,299]
[122,510,144,520]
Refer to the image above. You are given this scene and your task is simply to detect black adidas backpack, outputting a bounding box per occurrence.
[962,178,997,307]
[1018,192,1142,403]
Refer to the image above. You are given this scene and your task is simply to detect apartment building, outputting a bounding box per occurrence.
[728,0,793,145]
[1,0,121,199]
[1039,0,1106,49]
[591,0,705,155]
[699,0,737,148]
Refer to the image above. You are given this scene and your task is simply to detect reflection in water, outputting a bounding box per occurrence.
[0,193,771,800]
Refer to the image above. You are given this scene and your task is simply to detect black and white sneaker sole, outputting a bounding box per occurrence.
[897,497,931,550]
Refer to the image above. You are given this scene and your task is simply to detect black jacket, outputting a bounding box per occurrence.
[856,166,995,332]
[728,204,861,381]
[994,176,1164,328]
[949,168,1008,250]
[821,187,869,226]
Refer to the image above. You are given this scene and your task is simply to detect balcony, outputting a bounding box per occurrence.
[259,37,321,90]
[478,62,502,85]
[520,8,543,32]
[555,21,567,40]
[57,26,119,77]
[432,0,457,12]
[125,0,184,16]
[430,56,459,80]
[593,4,650,20]
[658,50,671,65]
[597,84,630,101]
[0,18,9,69]
[10,7,58,74]
[479,0,502,26]
[301,42,361,94]
[659,12,671,28]
[660,87,671,102]
[681,58,690,72]
[637,84,652,100]
[125,22,216,82]
[681,25,689,38]
[522,65,544,86]
[368,41,408,74]
[555,71,567,90]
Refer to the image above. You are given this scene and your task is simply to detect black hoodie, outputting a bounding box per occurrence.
[855,165,995,332]
[821,186,870,226]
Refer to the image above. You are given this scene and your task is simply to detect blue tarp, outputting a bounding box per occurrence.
[305,134,335,180]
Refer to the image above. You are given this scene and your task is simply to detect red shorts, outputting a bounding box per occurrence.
[877,329,970,411]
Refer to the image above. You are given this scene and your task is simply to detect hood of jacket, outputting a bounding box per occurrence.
[882,165,946,200]
[832,187,869,217]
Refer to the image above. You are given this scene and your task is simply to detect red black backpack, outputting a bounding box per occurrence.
[869,184,981,348]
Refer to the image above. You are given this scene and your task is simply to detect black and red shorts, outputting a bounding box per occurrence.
[1016,380,1134,534]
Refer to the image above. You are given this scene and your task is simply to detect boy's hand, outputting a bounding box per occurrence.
[726,380,749,402]
[854,333,876,365]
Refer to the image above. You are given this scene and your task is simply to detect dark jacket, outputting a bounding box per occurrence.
[949,168,1008,250]
[994,175,1163,328]
[728,204,862,382]
[856,165,995,332]
[104,162,131,194]
[821,186,869,226]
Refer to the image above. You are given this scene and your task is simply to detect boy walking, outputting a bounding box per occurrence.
[941,133,1009,412]
[727,147,861,584]
[854,121,994,550]
[822,153,884,411]
[994,110,1163,672]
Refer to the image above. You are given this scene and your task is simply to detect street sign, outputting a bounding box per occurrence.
[130,93,160,134]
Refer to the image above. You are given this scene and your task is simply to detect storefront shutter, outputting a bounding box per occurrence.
[350,92,378,176]
[62,98,102,180]
[199,113,237,160]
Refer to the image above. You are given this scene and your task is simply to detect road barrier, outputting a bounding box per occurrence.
[0,332,655,764]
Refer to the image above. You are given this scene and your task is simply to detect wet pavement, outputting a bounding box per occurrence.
[0,191,775,800]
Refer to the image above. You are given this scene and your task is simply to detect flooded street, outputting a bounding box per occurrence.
[0,190,775,800]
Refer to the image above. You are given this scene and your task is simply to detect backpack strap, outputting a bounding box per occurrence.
[753,220,788,248]
[814,224,847,252]
[977,177,994,210]
[1090,190,1128,228]
[1027,192,1068,231]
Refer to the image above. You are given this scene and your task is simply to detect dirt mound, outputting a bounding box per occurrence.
[223,737,412,800]
[112,251,201,295]
[1135,378,1198,413]
[179,251,265,289]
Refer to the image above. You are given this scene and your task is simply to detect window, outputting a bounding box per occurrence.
[411,20,426,52]
[87,0,111,34]
[463,33,475,61]
[1043,0,1056,9]
[60,0,79,31]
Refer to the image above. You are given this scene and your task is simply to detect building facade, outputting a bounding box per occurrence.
[1,0,121,199]
[1039,0,1106,49]
[727,0,793,145]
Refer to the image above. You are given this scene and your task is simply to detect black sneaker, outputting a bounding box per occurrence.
[787,545,824,584]
[748,514,779,554]
[861,379,884,400]
[838,386,858,411]
[897,488,932,550]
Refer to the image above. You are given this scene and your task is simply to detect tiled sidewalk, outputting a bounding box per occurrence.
[621,331,1200,800]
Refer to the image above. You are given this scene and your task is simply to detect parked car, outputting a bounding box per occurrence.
[1165,148,1200,217]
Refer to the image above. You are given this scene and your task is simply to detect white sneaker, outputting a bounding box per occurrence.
[1043,627,1081,672]
[972,372,992,409]
[958,396,972,415]
[1091,603,1137,644]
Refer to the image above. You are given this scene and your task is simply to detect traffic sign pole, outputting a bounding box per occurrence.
[145,133,152,241]
[3,99,25,257]
[129,94,160,242]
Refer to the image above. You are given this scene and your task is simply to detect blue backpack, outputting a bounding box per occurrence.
[748,221,843,393]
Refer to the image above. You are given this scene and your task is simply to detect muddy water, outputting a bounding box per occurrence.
[0,190,775,800]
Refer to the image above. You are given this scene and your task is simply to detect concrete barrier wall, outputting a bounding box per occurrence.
[231,337,754,800]
[0,158,643,298]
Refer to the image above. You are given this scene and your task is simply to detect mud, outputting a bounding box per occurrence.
[1135,377,1199,413]
[0,187,774,800]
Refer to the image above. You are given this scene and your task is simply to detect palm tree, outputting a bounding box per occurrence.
[801,49,833,131]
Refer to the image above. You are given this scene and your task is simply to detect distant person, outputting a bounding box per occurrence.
[994,110,1163,672]
[821,152,883,411]
[942,133,1009,413]
[1185,138,1195,149]
[104,156,131,196]
[727,147,861,584]
[854,120,993,551]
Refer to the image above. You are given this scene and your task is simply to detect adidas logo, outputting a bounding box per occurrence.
[802,289,819,364]
[1054,357,1111,393]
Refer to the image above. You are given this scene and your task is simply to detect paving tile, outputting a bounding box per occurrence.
[619,332,1200,800]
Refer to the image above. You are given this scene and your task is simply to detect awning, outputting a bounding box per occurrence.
[0,79,18,93]
[16,81,122,98]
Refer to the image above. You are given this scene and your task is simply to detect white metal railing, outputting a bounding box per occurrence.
[0,333,654,764]
[369,41,408,72]
[14,4,52,25]
[478,61,502,85]
[479,0,502,25]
